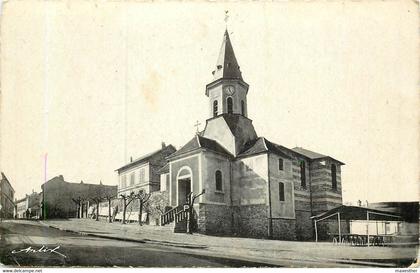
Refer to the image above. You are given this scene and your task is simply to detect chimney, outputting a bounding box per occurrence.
[130,156,133,162]
[161,142,166,149]
[80,180,84,184]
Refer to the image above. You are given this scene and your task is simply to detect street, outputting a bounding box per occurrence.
[0,220,276,267]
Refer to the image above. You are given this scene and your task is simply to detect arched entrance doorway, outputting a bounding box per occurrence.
[176,167,192,206]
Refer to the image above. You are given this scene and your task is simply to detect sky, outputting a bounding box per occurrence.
[1,1,418,204]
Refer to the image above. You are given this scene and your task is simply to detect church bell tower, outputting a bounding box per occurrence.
[205,30,250,118]
[202,30,257,157]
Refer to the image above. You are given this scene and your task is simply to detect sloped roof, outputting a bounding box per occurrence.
[238,137,292,159]
[168,135,233,159]
[292,147,327,159]
[292,147,344,165]
[311,205,402,221]
[115,145,176,172]
[211,30,243,81]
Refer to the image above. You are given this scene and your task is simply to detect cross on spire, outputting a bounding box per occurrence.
[224,10,229,27]
[194,120,201,133]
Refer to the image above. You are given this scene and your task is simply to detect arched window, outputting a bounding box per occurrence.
[300,161,306,188]
[215,170,223,191]
[241,100,245,115]
[227,97,233,114]
[331,164,337,190]
[278,158,284,171]
[279,182,285,201]
[213,100,218,117]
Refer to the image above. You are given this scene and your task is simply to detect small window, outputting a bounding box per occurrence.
[227,97,233,114]
[278,158,284,171]
[130,173,135,186]
[213,100,218,117]
[215,170,223,191]
[139,168,145,183]
[331,164,337,190]
[279,182,285,201]
[300,161,306,188]
[241,100,245,115]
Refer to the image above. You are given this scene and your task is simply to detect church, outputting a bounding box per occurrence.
[156,30,346,240]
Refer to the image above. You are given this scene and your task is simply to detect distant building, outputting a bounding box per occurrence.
[15,191,41,219]
[0,172,15,219]
[41,175,117,219]
[115,143,176,195]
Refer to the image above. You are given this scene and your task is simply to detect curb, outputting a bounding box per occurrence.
[37,221,398,268]
[41,222,207,249]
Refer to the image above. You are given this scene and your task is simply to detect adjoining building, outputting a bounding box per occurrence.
[155,30,346,240]
[41,175,117,219]
[115,143,176,195]
[0,172,15,219]
[112,143,176,222]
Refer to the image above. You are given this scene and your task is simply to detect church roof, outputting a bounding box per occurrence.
[292,147,326,159]
[292,147,345,165]
[211,30,243,81]
[238,137,292,159]
[168,135,233,159]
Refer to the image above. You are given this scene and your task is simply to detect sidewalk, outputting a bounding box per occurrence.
[39,218,417,267]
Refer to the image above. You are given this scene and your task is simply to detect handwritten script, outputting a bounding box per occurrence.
[11,245,67,258]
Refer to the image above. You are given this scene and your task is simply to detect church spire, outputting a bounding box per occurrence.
[212,30,243,81]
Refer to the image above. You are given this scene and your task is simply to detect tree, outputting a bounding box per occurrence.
[91,195,103,221]
[133,190,151,226]
[186,189,205,234]
[120,192,135,224]
[104,192,116,223]
[71,196,83,218]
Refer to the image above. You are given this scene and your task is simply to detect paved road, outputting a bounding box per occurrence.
[0,220,277,267]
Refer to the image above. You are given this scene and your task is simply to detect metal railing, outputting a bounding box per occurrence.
[160,205,184,226]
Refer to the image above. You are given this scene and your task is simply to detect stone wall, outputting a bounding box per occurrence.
[272,218,297,240]
[295,210,313,241]
[197,203,232,235]
[234,204,268,238]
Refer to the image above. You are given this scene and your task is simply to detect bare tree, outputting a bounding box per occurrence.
[120,192,135,224]
[186,189,205,234]
[104,192,116,223]
[133,190,151,226]
[71,196,83,218]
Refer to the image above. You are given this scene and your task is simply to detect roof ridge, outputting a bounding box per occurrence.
[260,137,269,151]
